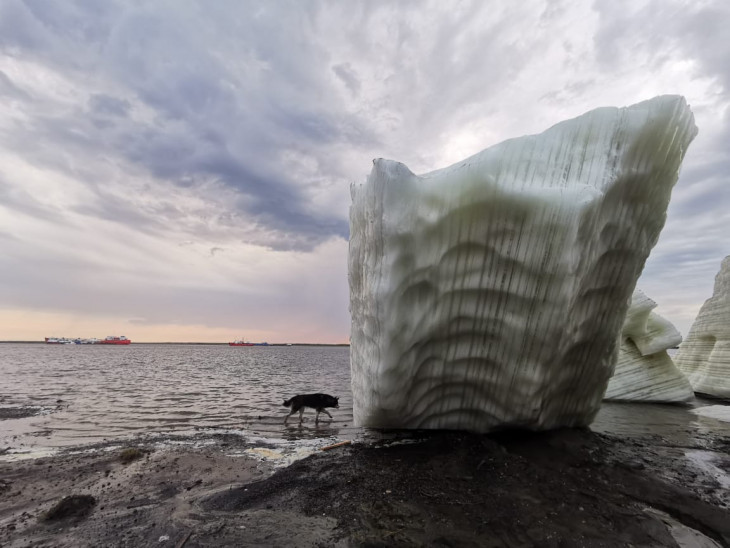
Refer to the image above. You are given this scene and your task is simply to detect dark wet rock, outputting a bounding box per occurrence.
[2,430,729,547]
[40,495,96,522]
[203,430,730,547]
[119,447,145,464]
[185,479,203,491]
[616,460,646,471]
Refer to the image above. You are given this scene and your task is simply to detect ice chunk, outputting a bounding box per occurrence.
[675,256,730,398]
[349,95,697,432]
[605,290,693,402]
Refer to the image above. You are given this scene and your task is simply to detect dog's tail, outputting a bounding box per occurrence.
[282,398,293,407]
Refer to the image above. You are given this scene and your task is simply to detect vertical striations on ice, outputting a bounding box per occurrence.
[605,289,693,402]
[675,256,730,398]
[349,96,697,432]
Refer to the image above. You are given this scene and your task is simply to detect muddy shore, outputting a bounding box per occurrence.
[1,428,729,547]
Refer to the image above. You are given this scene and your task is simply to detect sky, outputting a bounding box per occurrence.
[0,0,728,343]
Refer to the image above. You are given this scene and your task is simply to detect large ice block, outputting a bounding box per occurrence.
[349,96,697,432]
[675,256,730,398]
[604,290,693,402]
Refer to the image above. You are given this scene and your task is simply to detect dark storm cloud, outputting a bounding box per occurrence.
[0,0,358,250]
[0,0,561,254]
[1,0,729,342]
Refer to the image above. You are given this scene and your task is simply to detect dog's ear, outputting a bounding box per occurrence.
[335,396,339,401]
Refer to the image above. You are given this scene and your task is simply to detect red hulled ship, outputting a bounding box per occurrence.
[99,336,131,345]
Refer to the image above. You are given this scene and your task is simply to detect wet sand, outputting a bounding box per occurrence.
[1,427,729,547]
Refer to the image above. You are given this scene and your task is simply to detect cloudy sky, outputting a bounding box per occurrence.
[0,0,728,343]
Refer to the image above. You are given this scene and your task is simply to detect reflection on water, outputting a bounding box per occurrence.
[593,399,730,447]
[1,343,729,455]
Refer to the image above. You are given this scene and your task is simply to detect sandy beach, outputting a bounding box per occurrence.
[1,425,729,547]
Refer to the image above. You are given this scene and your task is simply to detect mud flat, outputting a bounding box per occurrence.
[1,429,729,547]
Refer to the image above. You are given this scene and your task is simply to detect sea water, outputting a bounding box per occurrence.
[1,343,729,458]
[0,343,356,455]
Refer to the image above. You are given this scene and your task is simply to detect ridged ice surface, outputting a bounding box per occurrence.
[349,95,697,432]
[605,290,693,402]
[675,256,730,398]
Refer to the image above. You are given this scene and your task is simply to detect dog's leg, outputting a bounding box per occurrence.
[315,409,320,424]
[298,408,304,424]
[322,409,333,419]
[284,410,295,424]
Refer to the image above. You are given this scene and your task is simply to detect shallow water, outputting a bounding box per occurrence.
[592,399,730,445]
[1,343,729,458]
[0,343,356,453]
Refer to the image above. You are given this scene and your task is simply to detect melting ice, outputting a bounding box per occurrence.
[675,256,730,398]
[605,289,693,402]
[349,95,697,432]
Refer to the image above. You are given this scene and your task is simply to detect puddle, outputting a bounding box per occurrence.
[685,450,730,491]
[692,405,730,423]
[237,436,345,468]
[0,448,59,462]
[243,446,320,467]
[0,427,350,470]
[592,400,730,447]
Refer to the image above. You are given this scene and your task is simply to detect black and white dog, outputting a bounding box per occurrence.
[283,393,339,424]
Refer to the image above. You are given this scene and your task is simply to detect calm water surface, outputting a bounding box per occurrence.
[1,343,729,457]
[0,344,355,453]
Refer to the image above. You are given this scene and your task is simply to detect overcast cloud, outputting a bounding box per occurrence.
[0,0,728,342]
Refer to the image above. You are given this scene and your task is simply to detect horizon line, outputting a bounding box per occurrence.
[0,341,350,346]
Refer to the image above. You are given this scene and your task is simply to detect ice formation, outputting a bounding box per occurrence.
[675,256,730,398]
[349,96,697,432]
[604,290,693,402]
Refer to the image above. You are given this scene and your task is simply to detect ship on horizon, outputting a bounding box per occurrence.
[99,335,131,345]
[45,336,131,345]
[229,337,268,346]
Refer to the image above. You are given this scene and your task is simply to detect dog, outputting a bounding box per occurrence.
[283,393,339,424]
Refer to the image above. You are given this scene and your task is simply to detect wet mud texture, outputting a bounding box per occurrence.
[204,429,730,547]
[1,429,729,547]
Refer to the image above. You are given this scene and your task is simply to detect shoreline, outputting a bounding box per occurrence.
[0,341,350,346]
[1,428,729,547]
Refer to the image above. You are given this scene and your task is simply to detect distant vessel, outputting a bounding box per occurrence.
[45,337,78,344]
[99,336,131,345]
[45,337,104,344]
[229,337,254,346]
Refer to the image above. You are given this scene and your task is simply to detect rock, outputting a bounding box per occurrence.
[40,495,96,522]
[119,447,145,464]
[349,95,697,431]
